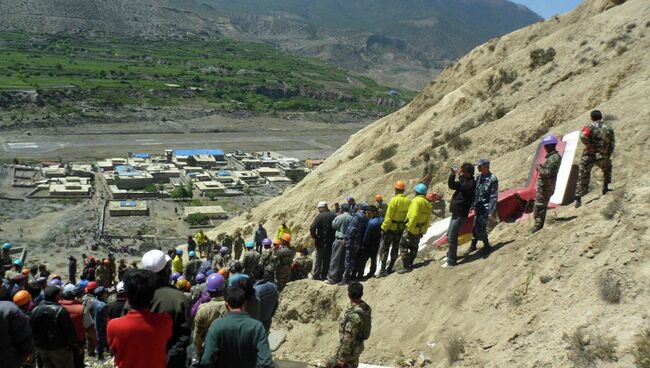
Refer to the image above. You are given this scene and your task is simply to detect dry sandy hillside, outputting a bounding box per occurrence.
[210,0,650,366]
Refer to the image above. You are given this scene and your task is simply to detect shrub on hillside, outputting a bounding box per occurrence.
[529,48,556,70]
[633,329,650,368]
[563,327,617,368]
[449,136,472,151]
[487,68,518,92]
[374,144,398,162]
[382,160,396,173]
[446,334,466,364]
[348,149,362,160]
[599,271,623,304]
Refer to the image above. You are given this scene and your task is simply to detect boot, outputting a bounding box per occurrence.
[530,226,542,234]
[480,240,492,257]
[397,258,412,274]
[602,182,610,195]
[376,262,387,278]
[386,260,396,274]
[574,196,582,208]
[463,240,478,257]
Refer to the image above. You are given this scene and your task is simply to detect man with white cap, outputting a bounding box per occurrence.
[309,201,336,281]
[140,249,191,368]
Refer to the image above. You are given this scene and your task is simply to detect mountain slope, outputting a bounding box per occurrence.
[0,0,542,90]
[209,0,650,365]
[202,0,542,89]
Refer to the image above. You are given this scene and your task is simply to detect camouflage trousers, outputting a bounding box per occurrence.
[399,231,421,269]
[379,231,401,269]
[533,183,555,229]
[275,271,290,292]
[576,152,612,197]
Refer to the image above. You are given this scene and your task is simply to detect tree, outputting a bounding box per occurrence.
[187,213,209,226]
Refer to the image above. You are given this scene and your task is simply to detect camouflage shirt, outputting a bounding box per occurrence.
[581,120,615,156]
[272,246,296,281]
[211,254,230,271]
[538,151,562,187]
[337,301,371,362]
[473,173,499,214]
[260,249,274,275]
[193,296,228,357]
[242,250,261,274]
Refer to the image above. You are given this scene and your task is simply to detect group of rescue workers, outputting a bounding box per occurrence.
[0,110,614,368]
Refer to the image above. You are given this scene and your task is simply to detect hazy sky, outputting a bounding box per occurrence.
[511,0,583,18]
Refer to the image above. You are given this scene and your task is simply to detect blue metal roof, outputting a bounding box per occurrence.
[216,171,231,176]
[115,165,142,177]
[132,153,150,159]
[174,149,224,157]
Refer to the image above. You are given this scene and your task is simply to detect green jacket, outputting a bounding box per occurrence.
[200,312,273,368]
[381,194,411,232]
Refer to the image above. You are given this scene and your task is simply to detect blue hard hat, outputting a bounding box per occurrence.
[2,242,12,250]
[175,249,183,255]
[415,183,427,195]
[13,259,23,267]
[359,202,369,211]
[541,135,558,146]
[245,241,254,249]
[188,251,196,257]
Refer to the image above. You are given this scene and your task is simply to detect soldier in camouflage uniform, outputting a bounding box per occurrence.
[212,247,231,271]
[260,239,275,280]
[575,110,615,207]
[373,195,387,218]
[291,248,314,281]
[241,242,261,276]
[532,135,563,233]
[233,233,245,261]
[272,234,296,292]
[330,282,371,368]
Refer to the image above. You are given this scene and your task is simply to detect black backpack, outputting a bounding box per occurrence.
[30,303,68,350]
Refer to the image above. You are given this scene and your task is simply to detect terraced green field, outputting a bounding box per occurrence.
[0,32,414,113]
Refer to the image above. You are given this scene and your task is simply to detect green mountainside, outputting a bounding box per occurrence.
[0,32,413,124]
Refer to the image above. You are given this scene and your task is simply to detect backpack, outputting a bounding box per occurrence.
[352,304,372,340]
[31,304,68,350]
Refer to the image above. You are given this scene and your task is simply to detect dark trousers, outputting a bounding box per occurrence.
[355,244,379,278]
[313,240,332,280]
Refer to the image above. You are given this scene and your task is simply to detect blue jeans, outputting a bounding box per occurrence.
[446,215,467,265]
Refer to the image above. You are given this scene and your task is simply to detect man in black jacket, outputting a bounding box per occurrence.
[30,286,77,368]
[442,163,476,268]
[309,201,337,280]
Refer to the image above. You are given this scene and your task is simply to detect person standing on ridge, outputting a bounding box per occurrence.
[187,236,197,255]
[420,153,435,189]
[276,223,291,241]
[377,181,411,277]
[575,110,615,208]
[326,203,353,285]
[68,256,77,285]
[254,224,268,254]
[233,233,245,261]
[329,282,372,368]
[442,163,476,268]
[398,184,432,274]
[271,234,295,291]
[341,203,369,284]
[309,201,336,281]
[356,205,383,279]
[465,159,498,257]
[531,135,562,234]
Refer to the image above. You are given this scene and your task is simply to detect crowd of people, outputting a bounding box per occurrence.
[0,110,614,368]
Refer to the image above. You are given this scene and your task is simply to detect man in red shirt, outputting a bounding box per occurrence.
[107,269,172,368]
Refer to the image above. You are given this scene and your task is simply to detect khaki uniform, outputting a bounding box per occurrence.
[233,237,245,261]
[95,265,111,288]
[193,296,228,357]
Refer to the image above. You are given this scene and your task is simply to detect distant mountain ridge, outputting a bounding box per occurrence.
[0,0,542,89]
